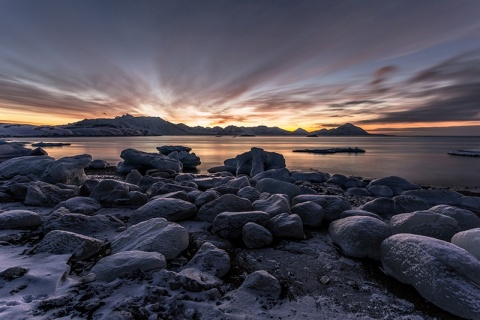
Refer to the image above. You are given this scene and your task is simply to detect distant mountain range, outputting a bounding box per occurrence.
[0,114,371,137]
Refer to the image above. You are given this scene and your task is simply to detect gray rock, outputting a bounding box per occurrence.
[240,270,281,298]
[292,195,351,222]
[225,176,251,189]
[167,150,201,169]
[89,179,134,206]
[229,147,286,177]
[0,210,43,230]
[89,159,109,169]
[53,196,102,215]
[291,201,325,227]
[212,211,270,239]
[345,187,371,197]
[451,228,480,261]
[29,147,48,156]
[253,194,291,217]
[131,198,196,223]
[393,195,430,213]
[255,178,302,200]
[360,195,430,219]
[367,185,394,197]
[79,179,99,197]
[113,191,148,207]
[193,176,233,190]
[265,213,305,239]
[460,196,480,213]
[367,176,420,196]
[0,155,54,180]
[252,168,294,183]
[35,230,103,261]
[0,142,32,161]
[92,250,166,282]
[340,209,382,220]
[185,242,230,277]
[157,145,192,155]
[430,205,480,231]
[207,165,236,174]
[150,190,189,201]
[125,169,143,185]
[43,211,124,235]
[237,186,260,202]
[329,216,391,260]
[193,189,221,207]
[111,218,188,260]
[402,189,463,206]
[290,171,329,183]
[327,174,348,187]
[390,211,459,241]
[118,148,183,174]
[24,181,77,206]
[177,268,222,292]
[381,234,480,319]
[41,154,92,185]
[242,222,273,248]
[197,194,252,223]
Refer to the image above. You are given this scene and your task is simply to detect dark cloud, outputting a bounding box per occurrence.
[370,66,397,86]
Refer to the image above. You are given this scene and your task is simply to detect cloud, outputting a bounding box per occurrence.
[370,66,397,86]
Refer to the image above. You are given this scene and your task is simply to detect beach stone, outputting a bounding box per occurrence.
[240,270,281,298]
[253,194,291,217]
[113,191,148,207]
[329,216,391,260]
[460,196,480,213]
[242,222,273,248]
[225,176,250,189]
[185,242,230,277]
[367,185,394,197]
[167,150,201,169]
[393,195,430,213]
[111,218,188,259]
[131,198,196,223]
[327,174,348,187]
[340,209,382,220]
[291,171,329,183]
[157,145,192,155]
[43,211,124,235]
[367,176,420,196]
[451,228,480,261]
[390,211,459,241]
[255,178,302,200]
[193,176,233,190]
[146,182,196,198]
[125,169,142,185]
[0,210,43,230]
[212,211,270,239]
[30,147,48,156]
[92,250,166,282]
[381,234,480,319]
[207,165,236,174]
[430,205,480,231]
[291,201,324,227]
[0,155,54,180]
[151,190,189,201]
[193,189,221,207]
[118,148,183,174]
[237,186,260,202]
[292,195,351,222]
[345,187,371,197]
[137,175,164,193]
[88,159,109,169]
[0,266,29,281]
[24,181,77,206]
[79,179,99,197]
[89,179,134,206]
[361,198,395,218]
[0,142,32,161]
[402,189,463,206]
[252,168,294,183]
[35,230,103,261]
[41,154,92,185]
[197,194,252,222]
[53,196,102,215]
[266,213,305,239]
[229,147,286,177]
[361,195,429,219]
[177,267,222,292]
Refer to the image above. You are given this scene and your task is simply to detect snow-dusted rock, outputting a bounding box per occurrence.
[197,194,252,222]
[118,148,183,174]
[89,179,136,206]
[53,196,102,215]
[266,213,305,239]
[402,189,463,206]
[43,211,124,235]
[130,198,196,223]
[360,195,429,219]
[253,194,291,217]
[340,209,382,220]
[92,250,166,282]
[252,168,294,183]
[24,181,77,206]
[240,270,281,298]
[430,205,480,231]
[292,195,351,222]
[111,218,188,259]
[390,210,458,241]
[0,142,32,161]
[0,210,43,230]
[0,155,54,180]
[40,154,92,185]
[451,228,480,261]
[329,216,391,260]
[212,211,270,239]
[367,176,420,196]
[291,201,325,227]
[381,234,480,319]
[184,242,230,277]
[237,186,260,202]
[88,159,110,169]
[176,267,222,292]
[242,222,273,248]
[228,147,286,177]
[291,171,329,183]
[255,178,302,200]
[167,150,201,169]
[35,230,103,261]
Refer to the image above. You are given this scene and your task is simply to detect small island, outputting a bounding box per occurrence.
[293,147,366,154]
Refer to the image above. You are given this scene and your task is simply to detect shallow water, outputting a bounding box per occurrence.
[12,135,480,187]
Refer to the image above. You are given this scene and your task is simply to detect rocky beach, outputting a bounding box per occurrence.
[1,143,480,320]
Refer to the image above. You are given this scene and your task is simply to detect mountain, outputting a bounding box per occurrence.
[292,128,309,135]
[310,123,370,136]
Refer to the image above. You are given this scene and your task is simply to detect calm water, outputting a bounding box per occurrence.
[12,136,480,188]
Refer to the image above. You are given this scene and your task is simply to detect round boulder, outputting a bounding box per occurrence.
[130,198,196,223]
[242,222,273,248]
[451,228,480,261]
[390,210,458,241]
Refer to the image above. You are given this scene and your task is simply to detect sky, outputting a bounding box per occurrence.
[0,0,480,134]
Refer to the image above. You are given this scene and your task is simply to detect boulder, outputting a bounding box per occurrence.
[0,142,32,161]
[265,213,305,239]
[225,176,251,189]
[125,169,143,185]
[252,168,294,183]
[41,154,92,185]
[207,165,236,175]
[35,230,103,261]
[193,176,234,190]
[53,196,101,215]
[88,159,110,169]
[340,209,382,220]
[451,228,480,261]
[30,147,48,156]
[197,194,252,223]
[367,176,420,196]
[290,171,329,183]
[360,195,430,219]
[92,250,166,282]
[345,187,371,197]
[43,211,124,235]
[255,178,302,200]
[193,189,221,207]
[212,211,270,239]
[430,205,480,231]
[240,270,281,298]
[227,147,286,177]
[167,150,201,169]
[237,186,260,202]
[461,196,480,213]
[176,268,222,292]
[0,210,43,230]
[118,148,183,174]
[253,194,291,217]
[292,195,351,222]
[112,191,148,207]
[24,181,77,206]
[146,182,196,197]
[89,179,134,206]
[151,190,189,201]
[184,242,230,277]
[157,145,192,155]
[242,222,273,249]
[367,185,394,197]
[329,216,391,260]
[79,179,99,197]
[291,201,325,227]
[111,218,188,260]
[390,210,458,241]
[328,174,363,189]
[0,155,54,180]
[381,234,480,319]
[130,198,196,223]
[402,189,463,206]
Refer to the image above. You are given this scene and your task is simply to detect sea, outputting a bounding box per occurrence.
[11,135,480,188]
